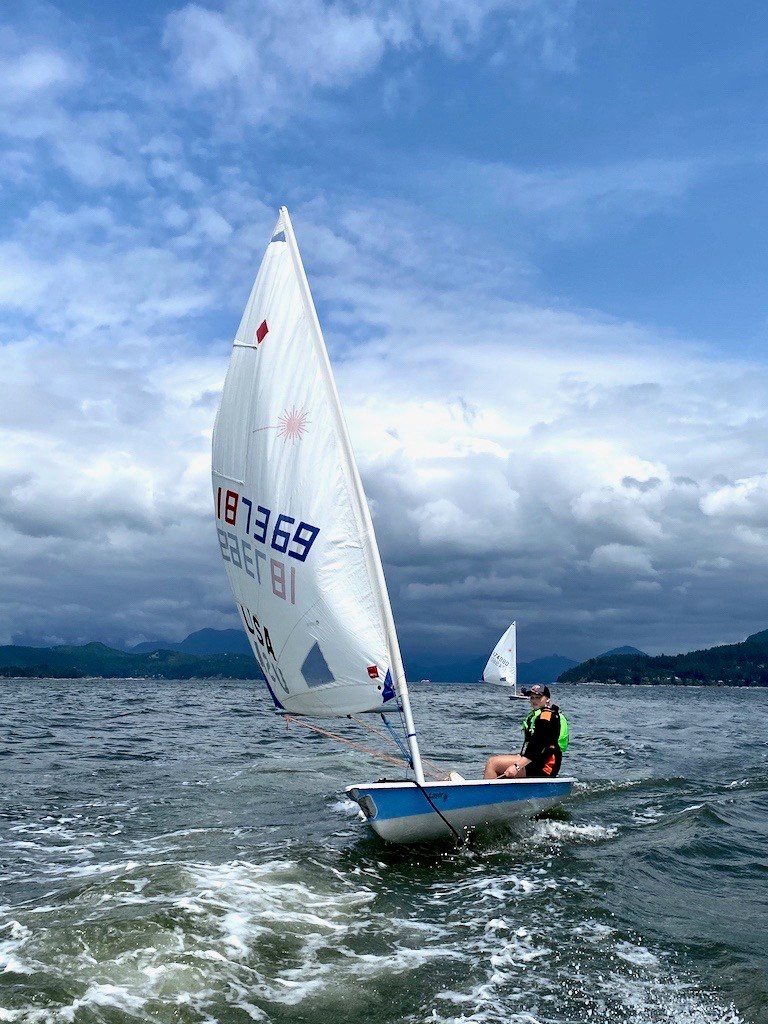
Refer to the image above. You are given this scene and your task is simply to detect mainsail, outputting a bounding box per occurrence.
[482,622,517,689]
[212,208,416,737]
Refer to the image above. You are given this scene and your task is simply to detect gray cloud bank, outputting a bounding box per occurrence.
[2,193,767,665]
[1,2,767,670]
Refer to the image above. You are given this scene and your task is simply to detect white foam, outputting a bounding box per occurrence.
[330,797,361,817]
[432,872,541,903]
[0,920,32,976]
[0,842,746,1024]
[189,949,228,963]
[490,928,551,966]
[59,983,147,1022]
[428,882,743,1024]
[533,820,619,843]
[631,805,665,824]
[614,940,660,967]
[39,858,143,881]
[572,920,616,942]
[166,858,465,1008]
[1,957,31,976]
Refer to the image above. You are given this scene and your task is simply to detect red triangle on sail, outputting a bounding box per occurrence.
[256,320,269,344]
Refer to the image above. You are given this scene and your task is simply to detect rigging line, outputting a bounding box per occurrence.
[349,715,447,780]
[407,780,464,846]
[379,713,411,764]
[285,719,463,845]
[389,701,446,779]
[364,704,448,774]
[283,716,408,769]
[347,713,409,760]
[284,715,447,780]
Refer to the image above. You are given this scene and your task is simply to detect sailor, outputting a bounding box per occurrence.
[483,684,568,780]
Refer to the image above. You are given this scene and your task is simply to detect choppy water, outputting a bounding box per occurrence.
[0,679,766,1024]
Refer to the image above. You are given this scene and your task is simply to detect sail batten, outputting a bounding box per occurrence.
[212,209,417,746]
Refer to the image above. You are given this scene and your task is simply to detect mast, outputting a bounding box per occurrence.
[280,208,425,784]
[508,621,517,689]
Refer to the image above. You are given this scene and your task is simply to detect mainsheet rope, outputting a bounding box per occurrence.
[283,715,448,781]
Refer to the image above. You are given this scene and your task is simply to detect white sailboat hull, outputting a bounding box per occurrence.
[346,776,575,844]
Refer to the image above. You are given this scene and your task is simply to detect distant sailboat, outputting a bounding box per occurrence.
[482,621,523,697]
[212,207,573,844]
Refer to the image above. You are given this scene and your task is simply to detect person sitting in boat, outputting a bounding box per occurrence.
[483,684,568,780]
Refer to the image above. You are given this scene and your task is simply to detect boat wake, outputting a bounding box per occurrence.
[0,812,748,1024]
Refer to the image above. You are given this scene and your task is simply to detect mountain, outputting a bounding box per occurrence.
[0,629,583,685]
[597,645,647,658]
[128,628,251,656]
[558,630,768,686]
[404,652,579,684]
[514,648,645,685]
[518,655,578,685]
[6,625,737,685]
[0,642,263,681]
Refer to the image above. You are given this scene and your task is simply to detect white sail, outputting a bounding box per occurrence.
[212,208,411,722]
[482,622,517,688]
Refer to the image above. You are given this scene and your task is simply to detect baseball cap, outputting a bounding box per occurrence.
[520,684,550,698]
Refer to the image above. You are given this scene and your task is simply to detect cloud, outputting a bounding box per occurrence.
[163,0,575,124]
[701,474,768,527]
[295,203,768,660]
[422,153,720,240]
[3,172,768,663]
[588,544,656,577]
[0,44,82,107]
[0,238,214,331]
[0,31,147,191]
[1,6,767,666]
[480,157,701,215]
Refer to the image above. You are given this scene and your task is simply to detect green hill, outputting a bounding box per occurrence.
[0,642,263,680]
[558,630,768,686]
[598,645,647,658]
[128,628,252,656]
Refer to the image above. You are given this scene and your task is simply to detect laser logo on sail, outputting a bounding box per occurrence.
[277,406,310,441]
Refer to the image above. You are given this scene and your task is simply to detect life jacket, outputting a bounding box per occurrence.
[522,705,569,753]
[557,711,569,752]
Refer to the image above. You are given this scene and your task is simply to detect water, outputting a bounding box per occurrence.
[0,680,766,1024]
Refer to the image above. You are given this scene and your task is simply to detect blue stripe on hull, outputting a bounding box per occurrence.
[346,777,575,844]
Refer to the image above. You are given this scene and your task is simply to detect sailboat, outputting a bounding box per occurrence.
[212,208,574,844]
[482,621,524,697]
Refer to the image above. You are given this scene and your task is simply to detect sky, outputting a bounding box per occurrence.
[2,0,768,675]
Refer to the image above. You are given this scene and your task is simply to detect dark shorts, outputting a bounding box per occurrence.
[526,750,561,778]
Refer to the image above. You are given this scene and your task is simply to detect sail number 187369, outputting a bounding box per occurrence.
[215,486,320,605]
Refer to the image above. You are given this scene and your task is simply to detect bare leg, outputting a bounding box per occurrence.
[483,755,528,780]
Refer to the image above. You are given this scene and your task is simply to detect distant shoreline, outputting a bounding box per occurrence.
[1,676,764,688]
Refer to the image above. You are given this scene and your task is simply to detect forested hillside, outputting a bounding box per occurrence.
[558,630,768,686]
[0,642,263,680]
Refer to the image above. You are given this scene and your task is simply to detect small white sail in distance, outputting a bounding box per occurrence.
[482,622,517,691]
[211,207,425,781]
